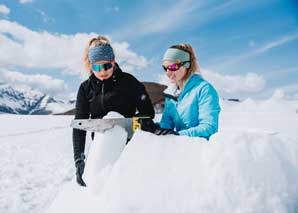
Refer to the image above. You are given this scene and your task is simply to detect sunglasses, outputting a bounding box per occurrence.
[162,61,190,72]
[92,63,113,72]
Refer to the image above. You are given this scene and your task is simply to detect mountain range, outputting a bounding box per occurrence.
[0,84,74,115]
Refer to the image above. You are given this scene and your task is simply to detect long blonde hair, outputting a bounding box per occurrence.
[169,44,200,86]
[83,35,112,74]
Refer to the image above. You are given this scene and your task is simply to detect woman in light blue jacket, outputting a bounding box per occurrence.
[159,44,221,139]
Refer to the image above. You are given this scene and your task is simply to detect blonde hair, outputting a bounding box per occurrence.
[169,44,200,85]
[83,35,112,74]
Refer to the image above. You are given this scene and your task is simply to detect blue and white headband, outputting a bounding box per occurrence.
[88,45,115,64]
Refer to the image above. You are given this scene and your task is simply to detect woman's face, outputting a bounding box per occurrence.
[91,61,114,81]
[163,60,187,84]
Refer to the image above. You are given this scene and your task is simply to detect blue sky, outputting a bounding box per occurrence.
[0,0,297,99]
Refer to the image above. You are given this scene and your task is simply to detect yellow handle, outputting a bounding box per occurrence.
[132,116,150,132]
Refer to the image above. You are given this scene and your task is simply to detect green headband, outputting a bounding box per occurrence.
[163,48,191,68]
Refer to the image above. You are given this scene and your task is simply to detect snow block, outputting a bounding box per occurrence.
[84,125,128,193]
[95,130,298,213]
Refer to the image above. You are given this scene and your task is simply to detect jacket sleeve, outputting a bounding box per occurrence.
[159,98,175,129]
[72,83,90,161]
[178,83,221,139]
[135,81,155,119]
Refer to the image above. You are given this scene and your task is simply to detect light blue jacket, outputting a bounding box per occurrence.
[159,74,221,139]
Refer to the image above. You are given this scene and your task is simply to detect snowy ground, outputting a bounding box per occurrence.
[0,115,75,213]
[0,98,298,213]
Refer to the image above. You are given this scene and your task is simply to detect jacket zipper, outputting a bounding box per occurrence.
[101,82,105,112]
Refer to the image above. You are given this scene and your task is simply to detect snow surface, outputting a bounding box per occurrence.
[0,115,74,213]
[0,98,298,213]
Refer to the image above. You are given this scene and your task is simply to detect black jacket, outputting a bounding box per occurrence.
[72,64,155,161]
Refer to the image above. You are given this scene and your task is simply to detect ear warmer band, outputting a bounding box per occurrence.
[162,48,190,68]
[88,45,115,63]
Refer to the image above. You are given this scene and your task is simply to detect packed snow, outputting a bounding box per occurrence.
[0,115,74,213]
[0,97,298,213]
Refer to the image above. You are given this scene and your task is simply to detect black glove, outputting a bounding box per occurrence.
[154,128,179,136]
[138,118,158,133]
[75,153,86,187]
[139,118,179,136]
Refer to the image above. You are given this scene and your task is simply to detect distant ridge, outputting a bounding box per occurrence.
[0,84,74,115]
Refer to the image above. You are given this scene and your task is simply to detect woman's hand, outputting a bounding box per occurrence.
[75,153,87,187]
[139,118,179,136]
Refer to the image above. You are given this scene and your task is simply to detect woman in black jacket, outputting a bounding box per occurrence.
[73,35,154,186]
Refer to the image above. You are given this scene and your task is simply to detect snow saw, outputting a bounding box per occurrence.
[71,116,151,139]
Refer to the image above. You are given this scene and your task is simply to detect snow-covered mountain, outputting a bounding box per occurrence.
[0,84,74,114]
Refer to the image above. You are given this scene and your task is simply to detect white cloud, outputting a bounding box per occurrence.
[157,69,266,94]
[112,41,148,71]
[19,0,33,4]
[36,9,55,23]
[0,4,10,15]
[117,0,271,39]
[255,34,298,54]
[0,20,149,77]
[0,69,68,97]
[218,33,298,68]
[211,0,272,15]
[277,84,298,99]
[201,69,266,94]
[271,88,286,99]
[118,0,205,38]
[139,0,195,34]
[157,73,171,86]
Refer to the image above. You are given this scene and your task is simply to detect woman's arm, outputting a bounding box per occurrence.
[135,82,155,119]
[159,98,175,129]
[178,83,221,139]
[72,83,90,161]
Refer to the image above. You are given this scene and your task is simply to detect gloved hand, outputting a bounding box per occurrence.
[154,127,179,136]
[138,118,157,133]
[75,153,86,187]
[138,118,179,136]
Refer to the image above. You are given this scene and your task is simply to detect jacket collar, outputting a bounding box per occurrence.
[88,63,123,93]
[163,73,203,101]
[163,83,181,101]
